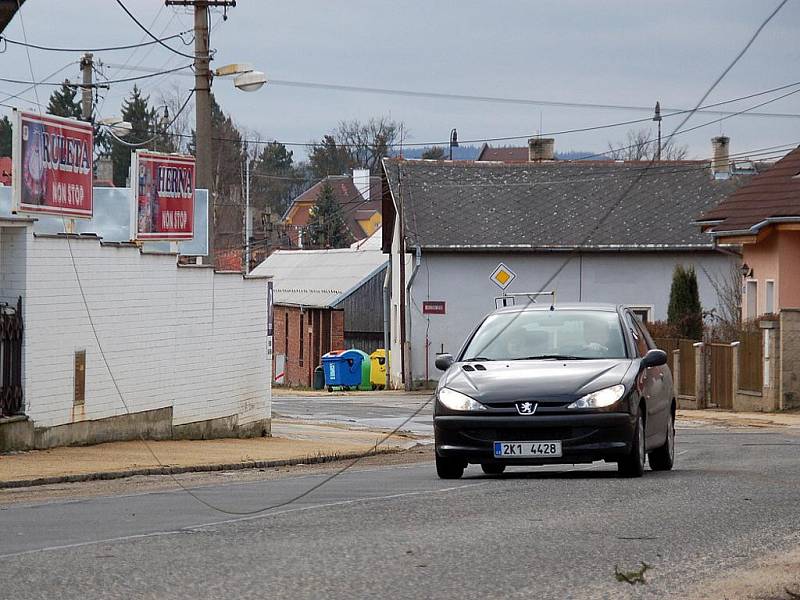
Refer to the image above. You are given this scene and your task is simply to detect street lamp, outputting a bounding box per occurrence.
[653,101,662,161]
[97,117,132,137]
[449,128,459,160]
[214,63,267,92]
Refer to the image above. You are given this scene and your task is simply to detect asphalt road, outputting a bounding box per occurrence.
[273,391,435,437]
[1,424,799,599]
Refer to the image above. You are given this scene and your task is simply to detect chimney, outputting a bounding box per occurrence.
[711,136,730,179]
[528,137,555,162]
[352,169,371,201]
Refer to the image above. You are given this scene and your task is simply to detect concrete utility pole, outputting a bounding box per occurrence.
[165,0,236,265]
[80,53,93,121]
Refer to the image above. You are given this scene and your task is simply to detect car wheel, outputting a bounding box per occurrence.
[649,409,675,471]
[618,410,646,478]
[436,455,465,479]
[480,463,506,475]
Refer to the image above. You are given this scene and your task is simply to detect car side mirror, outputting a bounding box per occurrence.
[435,353,455,371]
[641,348,668,368]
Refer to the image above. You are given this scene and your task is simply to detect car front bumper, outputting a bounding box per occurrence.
[434,412,635,465]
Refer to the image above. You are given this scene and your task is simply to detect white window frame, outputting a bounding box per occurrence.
[626,305,654,324]
[745,279,758,320]
[764,279,776,314]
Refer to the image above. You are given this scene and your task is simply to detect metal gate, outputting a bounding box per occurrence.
[710,343,734,409]
[0,297,23,418]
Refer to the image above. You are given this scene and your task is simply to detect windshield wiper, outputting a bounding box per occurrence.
[463,356,494,362]
[519,354,589,360]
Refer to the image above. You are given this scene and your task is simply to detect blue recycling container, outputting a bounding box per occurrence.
[321,350,364,390]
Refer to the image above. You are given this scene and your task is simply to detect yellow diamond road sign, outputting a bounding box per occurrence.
[490,263,516,290]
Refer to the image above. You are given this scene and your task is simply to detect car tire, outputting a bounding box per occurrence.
[436,455,465,479]
[618,411,646,478]
[480,463,506,475]
[649,409,675,471]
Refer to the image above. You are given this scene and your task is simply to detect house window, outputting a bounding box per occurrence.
[299,312,305,367]
[627,305,653,324]
[746,280,758,320]
[765,280,775,314]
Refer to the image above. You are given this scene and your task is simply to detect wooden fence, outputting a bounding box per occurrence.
[653,337,680,374]
[710,343,734,409]
[678,339,697,397]
[738,330,763,392]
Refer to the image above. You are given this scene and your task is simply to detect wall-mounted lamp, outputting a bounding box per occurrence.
[739,263,753,278]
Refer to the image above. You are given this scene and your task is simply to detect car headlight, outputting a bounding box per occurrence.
[437,388,487,412]
[567,384,626,409]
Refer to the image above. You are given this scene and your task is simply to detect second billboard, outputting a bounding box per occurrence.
[131,150,195,241]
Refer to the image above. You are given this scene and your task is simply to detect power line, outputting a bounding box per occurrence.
[464,0,791,362]
[103,89,195,148]
[96,78,800,153]
[266,77,800,120]
[0,29,193,53]
[14,0,40,109]
[0,64,193,87]
[114,0,196,60]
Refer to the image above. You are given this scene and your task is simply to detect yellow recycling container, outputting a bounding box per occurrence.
[370,349,388,390]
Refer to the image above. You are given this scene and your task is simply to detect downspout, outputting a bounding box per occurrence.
[382,262,391,389]
[712,236,743,258]
[404,245,422,391]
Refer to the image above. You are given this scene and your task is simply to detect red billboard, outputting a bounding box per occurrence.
[12,110,94,218]
[131,150,195,241]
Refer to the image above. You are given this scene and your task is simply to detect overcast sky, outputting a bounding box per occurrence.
[2,0,799,161]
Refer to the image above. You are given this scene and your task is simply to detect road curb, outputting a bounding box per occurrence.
[0,446,405,490]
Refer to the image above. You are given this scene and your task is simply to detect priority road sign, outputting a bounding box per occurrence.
[490,262,516,290]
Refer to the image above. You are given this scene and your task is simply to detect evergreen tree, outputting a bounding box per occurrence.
[110,86,160,186]
[306,183,352,248]
[668,265,703,339]
[47,81,82,119]
[250,141,303,215]
[0,116,12,157]
[308,135,353,180]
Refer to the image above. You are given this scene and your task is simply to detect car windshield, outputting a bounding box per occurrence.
[462,309,628,361]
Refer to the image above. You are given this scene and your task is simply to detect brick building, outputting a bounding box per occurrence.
[251,233,388,387]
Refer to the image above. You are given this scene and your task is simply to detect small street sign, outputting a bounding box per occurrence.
[422,301,446,315]
[490,262,517,290]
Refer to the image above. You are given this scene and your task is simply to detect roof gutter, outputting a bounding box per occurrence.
[707,216,800,238]
[412,244,716,253]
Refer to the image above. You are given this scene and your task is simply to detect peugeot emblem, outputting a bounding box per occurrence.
[516,401,537,415]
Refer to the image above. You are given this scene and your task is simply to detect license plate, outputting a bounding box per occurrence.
[493,441,562,458]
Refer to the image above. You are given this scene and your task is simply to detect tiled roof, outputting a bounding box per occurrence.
[382,159,748,250]
[285,174,381,241]
[698,146,800,234]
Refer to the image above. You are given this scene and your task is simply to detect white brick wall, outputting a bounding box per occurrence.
[20,231,270,429]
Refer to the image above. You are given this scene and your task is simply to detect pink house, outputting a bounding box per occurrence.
[697,145,800,319]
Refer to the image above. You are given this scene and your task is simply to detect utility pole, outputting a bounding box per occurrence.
[244,149,251,273]
[80,53,93,121]
[165,0,236,266]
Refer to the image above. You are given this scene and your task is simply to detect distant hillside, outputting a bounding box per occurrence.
[392,145,481,160]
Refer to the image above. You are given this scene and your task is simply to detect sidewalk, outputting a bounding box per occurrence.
[678,408,800,428]
[0,419,419,489]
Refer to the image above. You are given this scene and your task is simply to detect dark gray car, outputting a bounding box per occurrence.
[433,303,675,479]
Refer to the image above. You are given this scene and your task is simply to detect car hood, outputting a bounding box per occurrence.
[440,359,634,406]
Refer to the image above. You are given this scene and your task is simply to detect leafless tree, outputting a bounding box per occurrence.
[158,83,194,154]
[334,116,402,173]
[607,128,689,161]
[701,262,743,341]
